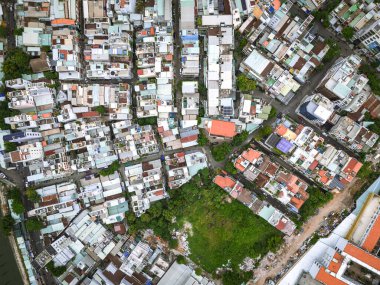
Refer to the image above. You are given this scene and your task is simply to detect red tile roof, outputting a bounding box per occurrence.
[327,252,344,274]
[214,175,236,190]
[315,267,348,285]
[206,120,237,138]
[344,243,380,271]
[343,158,363,176]
[361,215,380,252]
[242,148,261,163]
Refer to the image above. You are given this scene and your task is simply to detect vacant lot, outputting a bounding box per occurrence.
[127,169,282,282]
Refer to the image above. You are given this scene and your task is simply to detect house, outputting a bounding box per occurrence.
[204,120,238,139]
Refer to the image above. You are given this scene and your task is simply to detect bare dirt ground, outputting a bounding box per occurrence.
[251,179,365,285]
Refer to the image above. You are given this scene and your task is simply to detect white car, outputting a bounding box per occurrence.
[0,173,6,179]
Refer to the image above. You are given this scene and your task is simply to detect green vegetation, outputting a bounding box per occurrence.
[198,83,207,98]
[359,64,380,96]
[126,169,282,282]
[211,142,232,161]
[0,214,14,236]
[135,0,146,13]
[225,160,237,175]
[25,187,40,203]
[2,48,31,80]
[25,218,44,231]
[43,71,59,80]
[99,160,120,176]
[268,107,277,120]
[0,100,21,130]
[197,130,208,146]
[196,17,202,27]
[4,141,17,153]
[231,130,249,147]
[95,105,107,115]
[14,27,24,36]
[236,74,257,92]
[137,116,157,126]
[323,39,341,63]
[41,46,52,53]
[357,162,379,180]
[312,0,340,28]
[342,26,355,40]
[176,255,187,265]
[234,32,248,59]
[0,25,7,38]
[298,187,333,224]
[194,267,202,276]
[254,126,272,141]
[46,261,67,277]
[8,188,25,215]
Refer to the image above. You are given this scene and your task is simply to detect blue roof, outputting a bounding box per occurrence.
[276,138,293,153]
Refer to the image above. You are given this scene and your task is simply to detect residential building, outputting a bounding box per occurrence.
[124,160,167,216]
[329,116,379,152]
[112,123,159,163]
[165,152,191,189]
[204,119,238,140]
[317,55,370,112]
[297,93,335,126]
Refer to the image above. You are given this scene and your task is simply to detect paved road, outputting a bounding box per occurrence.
[3,1,16,50]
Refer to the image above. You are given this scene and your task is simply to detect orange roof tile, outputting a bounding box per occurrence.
[207,120,237,138]
[41,113,52,118]
[214,175,236,190]
[327,252,344,274]
[242,148,261,163]
[51,19,76,26]
[361,215,380,252]
[276,124,288,136]
[272,0,281,10]
[344,243,380,271]
[290,197,305,210]
[315,267,348,285]
[71,85,78,91]
[234,159,246,172]
[343,158,363,176]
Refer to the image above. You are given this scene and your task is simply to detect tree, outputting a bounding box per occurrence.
[194,268,202,276]
[8,188,25,215]
[0,25,7,38]
[236,74,257,92]
[211,142,232,162]
[137,117,157,126]
[323,39,341,63]
[225,161,237,174]
[254,126,272,141]
[342,26,355,40]
[25,218,44,231]
[197,130,208,146]
[14,27,24,36]
[360,64,380,96]
[4,141,17,153]
[25,187,40,203]
[46,261,66,277]
[11,199,25,215]
[0,215,14,236]
[136,0,145,13]
[2,48,31,80]
[0,101,21,130]
[43,71,59,80]
[268,107,277,120]
[95,105,107,115]
[99,160,120,176]
[231,130,249,147]
[176,255,187,265]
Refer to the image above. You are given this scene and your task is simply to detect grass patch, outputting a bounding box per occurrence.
[127,169,282,279]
